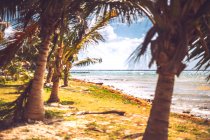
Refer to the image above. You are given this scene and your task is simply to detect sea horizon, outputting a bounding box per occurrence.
[71,70,210,119]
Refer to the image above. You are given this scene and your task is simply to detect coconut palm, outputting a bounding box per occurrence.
[62,11,116,87]
[3,3,208,140]
[0,0,140,121]
[128,1,210,139]
[47,11,116,102]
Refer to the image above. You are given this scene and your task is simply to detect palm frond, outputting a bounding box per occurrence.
[128,25,157,64]
[73,57,102,67]
[63,10,116,63]
[0,23,38,67]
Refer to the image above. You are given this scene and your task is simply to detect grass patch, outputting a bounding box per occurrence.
[60,100,74,105]
[0,79,209,140]
[88,85,137,105]
[64,116,77,121]
[45,110,66,119]
[176,125,188,132]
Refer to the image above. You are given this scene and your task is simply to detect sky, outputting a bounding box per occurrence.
[74,18,154,70]
[3,18,200,71]
[74,18,202,71]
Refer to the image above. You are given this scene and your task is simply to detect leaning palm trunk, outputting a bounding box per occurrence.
[48,76,60,103]
[143,73,175,140]
[48,41,64,103]
[47,70,60,103]
[63,62,71,87]
[24,1,64,120]
[24,31,52,120]
[46,65,54,84]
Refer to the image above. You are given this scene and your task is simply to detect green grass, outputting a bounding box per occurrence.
[45,109,66,119]
[0,79,209,140]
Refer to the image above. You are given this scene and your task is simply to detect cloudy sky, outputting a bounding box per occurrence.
[3,17,198,70]
[74,18,154,70]
[73,17,202,71]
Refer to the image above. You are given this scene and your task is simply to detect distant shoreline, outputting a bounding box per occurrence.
[72,78,209,121]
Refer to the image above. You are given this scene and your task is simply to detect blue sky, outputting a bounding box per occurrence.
[74,18,155,70]
[3,17,199,70]
[74,18,200,70]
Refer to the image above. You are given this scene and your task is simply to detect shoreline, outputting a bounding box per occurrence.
[72,78,209,122]
[0,79,209,139]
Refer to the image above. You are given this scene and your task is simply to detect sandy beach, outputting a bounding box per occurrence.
[0,79,209,140]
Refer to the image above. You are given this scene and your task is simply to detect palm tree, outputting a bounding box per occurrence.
[0,0,137,121]
[22,1,68,120]
[62,11,116,87]
[128,1,210,139]
[47,10,115,102]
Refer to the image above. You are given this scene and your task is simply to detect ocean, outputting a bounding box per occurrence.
[71,70,210,119]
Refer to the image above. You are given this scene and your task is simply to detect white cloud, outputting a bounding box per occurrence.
[99,24,117,41]
[73,25,147,70]
[4,26,15,38]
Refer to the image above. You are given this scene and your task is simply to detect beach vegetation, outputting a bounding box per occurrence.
[0,0,209,139]
[0,80,209,139]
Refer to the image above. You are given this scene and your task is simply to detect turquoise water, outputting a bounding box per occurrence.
[71,70,210,118]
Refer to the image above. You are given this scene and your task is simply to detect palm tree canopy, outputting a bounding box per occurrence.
[129,0,210,77]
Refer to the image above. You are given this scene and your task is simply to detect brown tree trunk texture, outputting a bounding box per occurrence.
[63,62,71,87]
[46,65,54,83]
[48,76,60,103]
[143,74,175,140]
[48,42,64,103]
[23,0,65,120]
[24,32,52,120]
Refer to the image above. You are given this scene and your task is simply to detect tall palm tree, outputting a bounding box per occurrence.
[62,11,116,87]
[129,1,210,139]
[48,11,115,102]
[23,1,68,120]
[0,0,140,121]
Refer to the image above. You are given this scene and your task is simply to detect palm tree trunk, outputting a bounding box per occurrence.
[23,0,64,120]
[63,62,71,87]
[47,41,64,103]
[24,32,52,120]
[46,65,54,83]
[143,73,175,140]
[48,75,60,103]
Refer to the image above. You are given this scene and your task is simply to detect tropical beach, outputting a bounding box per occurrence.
[71,70,210,119]
[0,1,210,140]
[0,79,209,140]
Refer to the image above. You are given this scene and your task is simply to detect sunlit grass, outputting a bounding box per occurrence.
[0,79,209,139]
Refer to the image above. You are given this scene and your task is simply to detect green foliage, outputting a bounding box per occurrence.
[88,85,137,105]
[73,58,102,67]
[45,110,66,119]
[0,76,6,84]
[176,125,188,132]
[60,100,74,105]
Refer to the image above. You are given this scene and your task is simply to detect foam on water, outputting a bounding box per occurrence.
[71,70,210,118]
